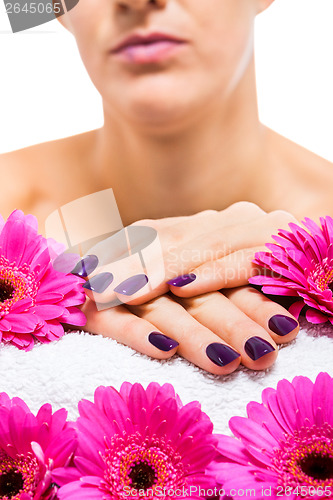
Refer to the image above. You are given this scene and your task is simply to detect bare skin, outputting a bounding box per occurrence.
[1,0,332,374]
[1,126,332,228]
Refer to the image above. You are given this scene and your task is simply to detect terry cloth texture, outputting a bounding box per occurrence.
[0,318,332,434]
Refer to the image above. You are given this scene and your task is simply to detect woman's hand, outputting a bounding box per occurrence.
[76,203,300,375]
[80,202,298,305]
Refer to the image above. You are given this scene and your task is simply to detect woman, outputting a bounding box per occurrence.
[1,0,332,374]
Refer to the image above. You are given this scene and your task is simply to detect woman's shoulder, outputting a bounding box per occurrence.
[268,128,332,172]
[0,129,96,167]
[265,128,333,219]
[0,130,98,221]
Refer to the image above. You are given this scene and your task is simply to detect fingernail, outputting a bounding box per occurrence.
[82,272,114,293]
[167,273,196,287]
[244,337,275,361]
[206,343,240,367]
[71,255,99,277]
[114,274,148,296]
[268,315,298,336]
[148,332,179,352]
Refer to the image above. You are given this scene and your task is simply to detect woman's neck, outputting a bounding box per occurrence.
[93,60,268,224]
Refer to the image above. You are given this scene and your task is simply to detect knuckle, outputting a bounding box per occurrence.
[164,224,185,246]
[182,293,218,315]
[229,201,264,215]
[267,209,296,227]
[132,218,160,230]
[130,295,170,318]
[196,209,219,217]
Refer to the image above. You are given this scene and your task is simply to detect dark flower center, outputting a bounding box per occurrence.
[0,279,15,303]
[300,453,333,481]
[129,461,157,490]
[0,469,24,498]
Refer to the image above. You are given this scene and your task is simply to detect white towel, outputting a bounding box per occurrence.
[0,318,332,435]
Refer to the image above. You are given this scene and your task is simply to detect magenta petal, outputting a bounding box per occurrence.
[246,402,284,441]
[1,219,27,265]
[215,435,249,465]
[261,286,299,297]
[229,416,278,450]
[288,301,305,319]
[34,305,65,320]
[312,373,333,425]
[58,482,104,500]
[52,467,82,486]
[78,400,114,438]
[63,306,87,326]
[0,318,12,331]
[75,453,106,477]
[305,308,328,324]
[6,313,39,333]
[275,380,297,432]
[265,391,291,434]
[98,387,132,431]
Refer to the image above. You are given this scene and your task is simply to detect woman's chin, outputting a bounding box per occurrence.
[102,73,206,134]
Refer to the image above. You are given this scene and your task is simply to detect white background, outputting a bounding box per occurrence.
[0,0,332,160]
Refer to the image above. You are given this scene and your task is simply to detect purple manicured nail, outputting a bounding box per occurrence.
[167,273,196,287]
[72,255,99,277]
[148,332,179,352]
[245,337,275,361]
[268,315,298,336]
[114,274,148,296]
[82,272,114,293]
[206,343,240,367]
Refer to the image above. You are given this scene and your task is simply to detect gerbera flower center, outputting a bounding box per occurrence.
[0,469,24,498]
[272,423,333,493]
[0,279,15,303]
[0,257,38,318]
[102,431,187,499]
[300,453,333,481]
[310,261,333,292]
[0,451,40,500]
[128,461,157,490]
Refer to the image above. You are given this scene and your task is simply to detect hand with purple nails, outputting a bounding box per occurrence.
[77,204,300,375]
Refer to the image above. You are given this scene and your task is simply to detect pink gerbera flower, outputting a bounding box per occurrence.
[0,210,86,350]
[55,383,218,500]
[250,216,333,324]
[210,373,333,500]
[0,392,77,499]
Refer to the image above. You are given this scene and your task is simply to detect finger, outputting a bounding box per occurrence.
[178,291,278,371]
[81,223,167,304]
[82,298,179,359]
[129,295,241,375]
[164,210,298,278]
[223,286,299,344]
[168,245,266,297]
[167,211,298,296]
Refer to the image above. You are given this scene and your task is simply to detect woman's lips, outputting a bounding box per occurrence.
[110,33,187,64]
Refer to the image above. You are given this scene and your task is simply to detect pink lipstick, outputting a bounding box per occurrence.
[110,32,187,64]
